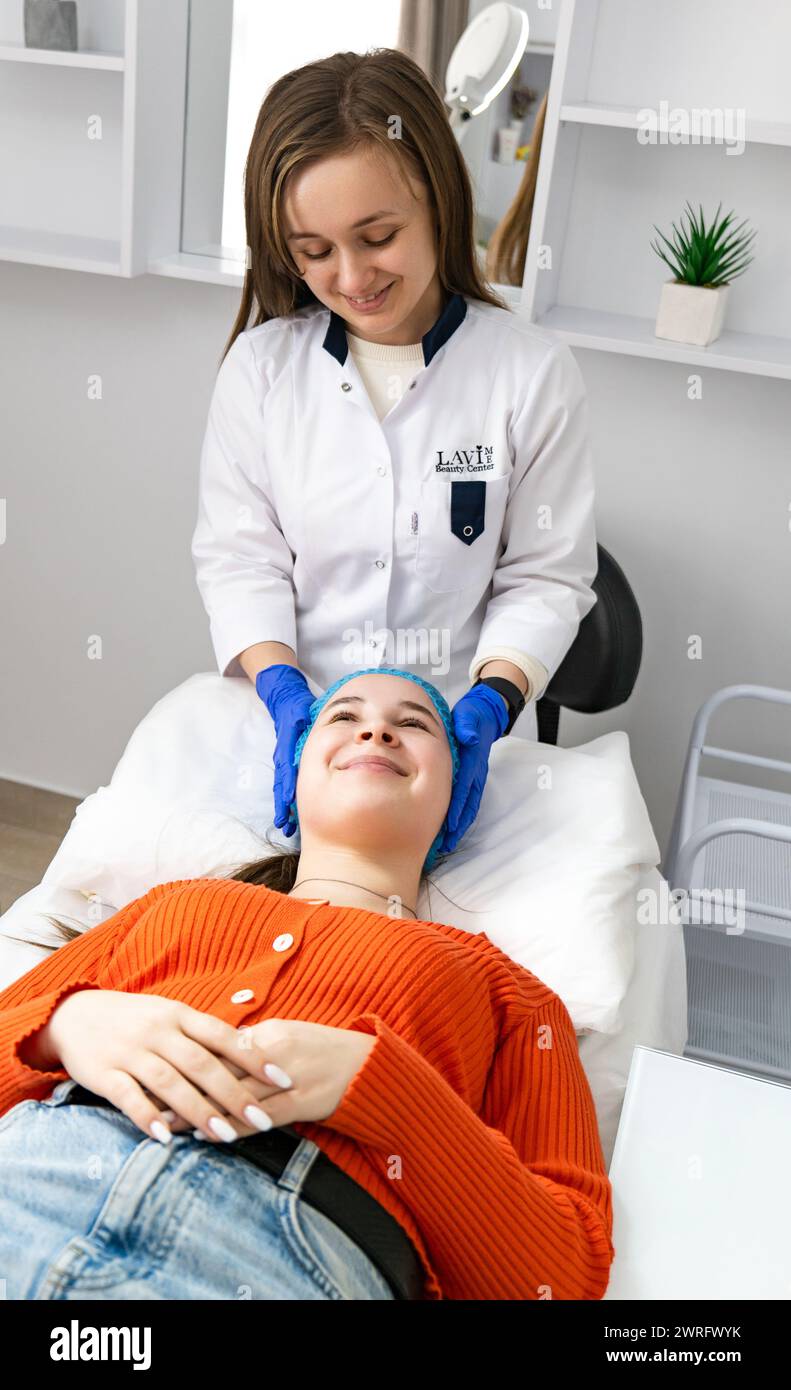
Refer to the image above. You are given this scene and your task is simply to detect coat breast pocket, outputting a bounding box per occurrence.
[414,474,510,594]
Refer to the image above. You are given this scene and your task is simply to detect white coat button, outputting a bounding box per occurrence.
[377,465,386,475]
[231,988,254,1004]
[273,933,294,952]
[409,380,416,389]
[375,559,385,568]
[341,382,352,392]
[463,524,473,536]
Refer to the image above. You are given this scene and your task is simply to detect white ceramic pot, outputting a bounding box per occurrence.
[654,279,730,347]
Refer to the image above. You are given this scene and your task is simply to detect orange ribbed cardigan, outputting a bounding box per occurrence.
[0,877,615,1300]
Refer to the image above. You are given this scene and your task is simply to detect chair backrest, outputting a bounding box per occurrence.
[536,544,643,745]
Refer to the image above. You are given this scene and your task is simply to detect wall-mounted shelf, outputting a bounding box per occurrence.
[520,0,791,382]
[559,101,791,148]
[0,225,122,275]
[0,40,124,69]
[0,0,188,277]
[535,305,791,381]
[148,250,246,289]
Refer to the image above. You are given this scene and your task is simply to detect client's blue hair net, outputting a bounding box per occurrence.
[290,667,460,873]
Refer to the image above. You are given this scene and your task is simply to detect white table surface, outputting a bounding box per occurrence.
[604,1045,791,1299]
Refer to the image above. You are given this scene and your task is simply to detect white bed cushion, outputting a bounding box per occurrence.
[28,672,661,1033]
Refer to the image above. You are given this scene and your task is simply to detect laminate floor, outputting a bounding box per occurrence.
[0,778,80,915]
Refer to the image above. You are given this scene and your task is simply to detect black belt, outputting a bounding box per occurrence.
[63,1084,424,1301]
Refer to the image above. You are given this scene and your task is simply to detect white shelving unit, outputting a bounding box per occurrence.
[0,0,188,276]
[520,0,791,381]
[663,685,791,1083]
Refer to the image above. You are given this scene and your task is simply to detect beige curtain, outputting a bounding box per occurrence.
[397,0,470,91]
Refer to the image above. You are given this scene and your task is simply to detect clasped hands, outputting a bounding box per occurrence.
[43,988,375,1146]
[152,1017,376,1142]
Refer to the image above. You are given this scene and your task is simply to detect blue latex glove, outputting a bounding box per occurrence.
[435,683,509,855]
[255,664,316,836]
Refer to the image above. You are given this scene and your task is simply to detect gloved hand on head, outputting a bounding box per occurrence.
[433,682,509,856]
[289,666,461,873]
[255,664,316,837]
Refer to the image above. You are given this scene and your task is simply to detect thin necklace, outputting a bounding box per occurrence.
[292,878,417,920]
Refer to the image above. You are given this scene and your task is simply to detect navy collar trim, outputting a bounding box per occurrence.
[322,291,468,368]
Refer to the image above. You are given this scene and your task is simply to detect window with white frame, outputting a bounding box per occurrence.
[182,0,403,262]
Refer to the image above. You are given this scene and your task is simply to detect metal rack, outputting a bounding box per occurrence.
[663,685,791,1082]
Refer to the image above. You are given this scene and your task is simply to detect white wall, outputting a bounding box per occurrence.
[0,263,232,799]
[575,342,791,863]
[2,258,790,865]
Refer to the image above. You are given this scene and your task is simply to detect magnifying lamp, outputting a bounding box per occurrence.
[445,2,530,144]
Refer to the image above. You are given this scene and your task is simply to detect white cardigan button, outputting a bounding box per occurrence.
[273,933,294,952]
[230,988,254,1004]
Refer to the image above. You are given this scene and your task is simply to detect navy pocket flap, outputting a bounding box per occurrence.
[450,480,486,545]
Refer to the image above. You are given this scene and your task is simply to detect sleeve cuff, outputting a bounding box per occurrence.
[469,649,550,701]
[0,981,101,1116]
[209,608,298,680]
[322,1014,417,1149]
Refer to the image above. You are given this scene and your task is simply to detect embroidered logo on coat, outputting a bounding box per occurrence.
[435,445,494,474]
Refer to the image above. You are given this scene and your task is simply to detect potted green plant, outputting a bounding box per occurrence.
[651,201,756,347]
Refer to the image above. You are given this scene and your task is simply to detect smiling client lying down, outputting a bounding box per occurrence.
[0,668,615,1301]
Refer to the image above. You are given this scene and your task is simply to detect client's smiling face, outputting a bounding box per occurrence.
[294,674,453,866]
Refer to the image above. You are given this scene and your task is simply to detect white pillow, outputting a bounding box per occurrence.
[419,731,661,1032]
[35,673,661,1033]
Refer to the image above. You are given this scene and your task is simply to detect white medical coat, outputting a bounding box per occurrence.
[191,292,598,742]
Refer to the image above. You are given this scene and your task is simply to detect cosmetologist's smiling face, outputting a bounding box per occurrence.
[282,143,443,345]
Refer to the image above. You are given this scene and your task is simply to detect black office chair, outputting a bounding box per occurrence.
[535,544,643,745]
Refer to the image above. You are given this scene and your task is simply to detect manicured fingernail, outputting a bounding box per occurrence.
[208,1116,238,1143]
[159,1109,177,1123]
[264,1063,292,1088]
[244,1104,273,1131]
[150,1120,172,1145]
[191,1129,209,1141]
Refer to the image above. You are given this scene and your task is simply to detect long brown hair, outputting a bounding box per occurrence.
[221,46,510,364]
[485,92,548,287]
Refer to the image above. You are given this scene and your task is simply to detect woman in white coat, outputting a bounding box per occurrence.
[192,47,598,859]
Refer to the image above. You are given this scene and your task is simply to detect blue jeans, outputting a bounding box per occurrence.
[0,1079,395,1300]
